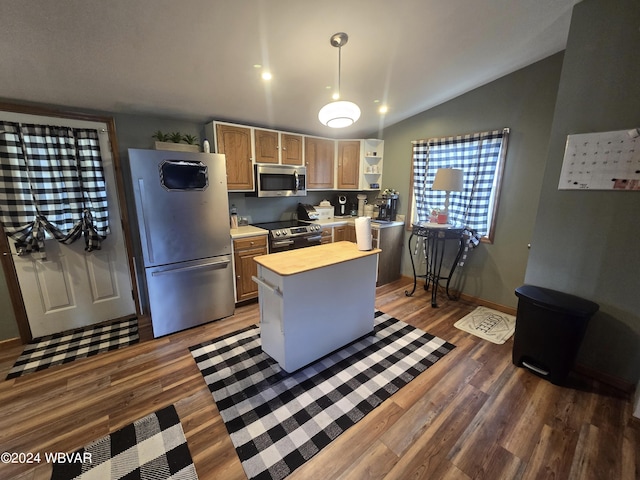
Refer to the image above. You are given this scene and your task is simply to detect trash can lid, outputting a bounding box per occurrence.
[515,285,599,317]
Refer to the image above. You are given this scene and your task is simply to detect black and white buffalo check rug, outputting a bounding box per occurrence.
[189,310,455,480]
[51,404,198,480]
[6,317,139,380]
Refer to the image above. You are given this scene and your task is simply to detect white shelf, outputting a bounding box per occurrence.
[360,139,384,190]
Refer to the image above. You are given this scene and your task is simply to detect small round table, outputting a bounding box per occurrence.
[405,223,466,307]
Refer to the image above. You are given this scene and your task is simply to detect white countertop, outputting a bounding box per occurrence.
[304,218,405,228]
[230,225,269,239]
[230,219,404,239]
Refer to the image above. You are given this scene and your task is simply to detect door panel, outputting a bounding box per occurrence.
[0,112,135,338]
[86,250,119,301]
[35,253,74,311]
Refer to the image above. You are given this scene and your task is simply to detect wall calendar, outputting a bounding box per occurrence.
[558,128,640,190]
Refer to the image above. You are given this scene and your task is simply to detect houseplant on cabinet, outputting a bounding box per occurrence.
[152,130,200,152]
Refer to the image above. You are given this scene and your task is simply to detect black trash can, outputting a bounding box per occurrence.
[512,285,599,385]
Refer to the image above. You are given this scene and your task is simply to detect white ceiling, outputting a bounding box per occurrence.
[0,0,579,138]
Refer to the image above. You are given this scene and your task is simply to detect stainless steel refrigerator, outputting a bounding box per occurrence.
[128,148,234,337]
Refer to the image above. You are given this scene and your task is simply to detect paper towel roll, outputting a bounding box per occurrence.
[355,216,372,251]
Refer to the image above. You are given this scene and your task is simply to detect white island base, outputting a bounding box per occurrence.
[253,241,381,372]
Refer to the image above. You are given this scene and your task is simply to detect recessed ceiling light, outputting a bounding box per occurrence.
[378,105,388,114]
[261,71,272,81]
[253,64,262,69]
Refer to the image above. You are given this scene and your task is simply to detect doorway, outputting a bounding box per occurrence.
[0,104,138,341]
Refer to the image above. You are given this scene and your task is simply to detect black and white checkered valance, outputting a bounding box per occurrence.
[412,128,508,238]
[0,121,109,254]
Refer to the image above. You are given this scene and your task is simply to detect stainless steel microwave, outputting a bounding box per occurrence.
[255,164,307,197]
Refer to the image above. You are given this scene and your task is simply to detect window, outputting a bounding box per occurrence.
[410,128,509,243]
[0,122,109,254]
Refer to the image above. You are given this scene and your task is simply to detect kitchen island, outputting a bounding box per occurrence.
[252,241,381,372]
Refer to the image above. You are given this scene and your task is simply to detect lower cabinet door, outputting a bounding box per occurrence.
[234,247,266,301]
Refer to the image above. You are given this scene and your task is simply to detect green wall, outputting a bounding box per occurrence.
[525,0,640,384]
[380,53,564,308]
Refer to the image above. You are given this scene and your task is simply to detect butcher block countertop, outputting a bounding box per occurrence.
[254,241,381,276]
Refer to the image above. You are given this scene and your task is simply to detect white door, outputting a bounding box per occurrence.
[1,112,135,338]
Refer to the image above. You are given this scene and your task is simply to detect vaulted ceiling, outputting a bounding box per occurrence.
[0,0,579,138]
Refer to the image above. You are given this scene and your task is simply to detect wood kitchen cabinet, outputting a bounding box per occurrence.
[281,133,303,165]
[215,123,254,191]
[337,140,360,190]
[233,235,268,302]
[334,224,356,243]
[255,130,303,165]
[305,136,334,189]
[320,227,333,244]
[254,129,279,164]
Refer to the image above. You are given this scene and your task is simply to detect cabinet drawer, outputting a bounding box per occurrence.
[233,235,268,251]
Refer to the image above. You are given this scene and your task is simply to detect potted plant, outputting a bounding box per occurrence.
[153,130,200,153]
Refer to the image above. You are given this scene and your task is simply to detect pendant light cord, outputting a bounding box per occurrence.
[337,45,342,99]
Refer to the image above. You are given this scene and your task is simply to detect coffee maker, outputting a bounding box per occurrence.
[335,194,348,216]
[376,193,399,221]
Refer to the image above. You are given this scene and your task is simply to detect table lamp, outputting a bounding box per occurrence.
[432,168,464,223]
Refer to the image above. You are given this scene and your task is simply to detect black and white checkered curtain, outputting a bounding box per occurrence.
[412,129,507,237]
[0,121,109,254]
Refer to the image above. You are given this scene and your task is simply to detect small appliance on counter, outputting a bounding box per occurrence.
[314,200,334,220]
[297,203,319,220]
[335,194,348,216]
[375,193,399,222]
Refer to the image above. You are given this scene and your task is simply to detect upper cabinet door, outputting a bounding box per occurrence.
[281,133,303,165]
[254,129,279,164]
[337,140,361,190]
[215,124,254,190]
[305,137,335,189]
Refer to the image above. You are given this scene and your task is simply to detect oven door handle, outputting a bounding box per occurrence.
[305,235,322,243]
[272,239,294,247]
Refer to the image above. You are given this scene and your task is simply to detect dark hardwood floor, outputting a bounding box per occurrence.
[0,276,638,480]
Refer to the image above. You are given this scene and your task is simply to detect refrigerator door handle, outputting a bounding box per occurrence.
[137,178,155,264]
[151,258,231,277]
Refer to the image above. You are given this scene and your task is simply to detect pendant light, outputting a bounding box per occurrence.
[318,32,361,128]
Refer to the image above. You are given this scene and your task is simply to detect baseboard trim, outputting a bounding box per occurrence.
[574,363,635,394]
[0,337,23,348]
[455,292,634,394]
[456,292,517,316]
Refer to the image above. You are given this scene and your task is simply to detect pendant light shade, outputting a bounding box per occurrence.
[318,100,361,128]
[319,32,360,128]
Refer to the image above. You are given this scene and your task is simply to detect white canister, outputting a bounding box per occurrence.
[357,194,368,217]
[364,204,374,217]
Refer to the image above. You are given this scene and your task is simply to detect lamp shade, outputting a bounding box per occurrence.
[318,100,361,128]
[432,168,464,192]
